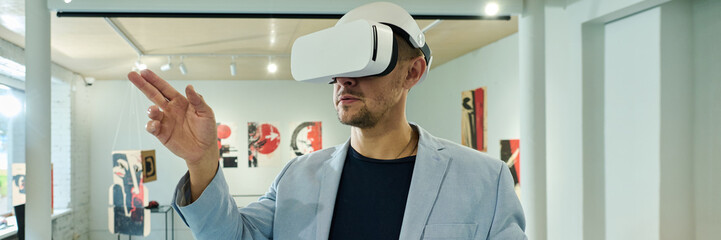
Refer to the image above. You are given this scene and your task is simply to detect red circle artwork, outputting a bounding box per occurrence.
[258,123,280,155]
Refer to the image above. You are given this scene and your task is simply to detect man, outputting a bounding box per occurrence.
[128,2,526,239]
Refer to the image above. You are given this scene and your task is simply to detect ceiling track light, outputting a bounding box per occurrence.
[230,56,237,76]
[178,56,188,75]
[160,56,173,71]
[133,55,147,71]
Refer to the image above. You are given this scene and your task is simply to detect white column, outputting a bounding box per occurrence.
[25,0,52,238]
[519,0,546,239]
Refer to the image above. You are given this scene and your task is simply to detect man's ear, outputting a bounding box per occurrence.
[404,56,427,89]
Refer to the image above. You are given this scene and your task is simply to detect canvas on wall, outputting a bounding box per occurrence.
[108,150,150,236]
[247,122,282,168]
[11,163,25,206]
[500,139,520,197]
[461,87,487,152]
[290,122,322,157]
[217,122,240,168]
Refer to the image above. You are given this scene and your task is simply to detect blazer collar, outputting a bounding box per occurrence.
[314,124,449,240]
[398,124,450,240]
[315,139,349,240]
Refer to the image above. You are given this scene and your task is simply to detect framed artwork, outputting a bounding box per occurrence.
[217,122,240,168]
[462,87,487,152]
[108,150,151,236]
[247,122,282,168]
[500,139,521,197]
[290,122,322,156]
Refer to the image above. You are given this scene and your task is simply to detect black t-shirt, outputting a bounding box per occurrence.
[328,146,416,240]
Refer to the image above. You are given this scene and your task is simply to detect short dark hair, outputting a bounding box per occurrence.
[394,34,424,62]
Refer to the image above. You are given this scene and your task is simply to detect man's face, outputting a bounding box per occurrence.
[332,61,408,128]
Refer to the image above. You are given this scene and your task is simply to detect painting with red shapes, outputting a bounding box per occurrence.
[290,122,323,156]
[500,139,521,198]
[247,122,282,168]
[217,122,240,168]
[108,150,150,236]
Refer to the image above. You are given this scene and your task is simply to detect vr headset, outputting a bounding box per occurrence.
[291,2,432,84]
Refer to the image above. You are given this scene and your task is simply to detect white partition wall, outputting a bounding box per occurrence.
[603,7,662,240]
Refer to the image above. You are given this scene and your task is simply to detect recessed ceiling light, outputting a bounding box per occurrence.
[267,63,277,73]
[485,2,500,16]
[64,0,72,3]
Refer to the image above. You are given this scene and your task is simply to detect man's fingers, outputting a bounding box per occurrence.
[140,69,184,101]
[128,72,169,108]
[185,85,214,117]
[145,120,160,135]
[147,105,164,121]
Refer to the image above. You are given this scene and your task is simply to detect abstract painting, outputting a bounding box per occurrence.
[108,150,150,236]
[500,139,521,197]
[247,122,282,168]
[217,122,240,168]
[290,122,322,156]
[462,87,487,152]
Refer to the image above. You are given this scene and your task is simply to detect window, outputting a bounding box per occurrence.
[0,83,25,215]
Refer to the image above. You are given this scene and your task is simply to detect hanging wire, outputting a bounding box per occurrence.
[111,82,133,150]
[132,82,142,149]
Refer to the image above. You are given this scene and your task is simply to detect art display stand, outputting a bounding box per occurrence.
[115,205,174,240]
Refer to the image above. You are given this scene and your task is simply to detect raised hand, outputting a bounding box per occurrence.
[128,70,218,201]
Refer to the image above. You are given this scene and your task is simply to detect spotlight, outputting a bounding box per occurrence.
[160,56,172,71]
[230,56,237,76]
[134,60,148,71]
[485,2,499,16]
[267,56,277,73]
[179,63,187,75]
[179,56,188,75]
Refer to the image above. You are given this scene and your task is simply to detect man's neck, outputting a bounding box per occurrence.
[350,119,417,160]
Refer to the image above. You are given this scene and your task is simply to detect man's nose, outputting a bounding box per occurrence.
[335,77,357,87]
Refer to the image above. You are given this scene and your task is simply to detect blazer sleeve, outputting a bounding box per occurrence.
[171,161,294,240]
[486,165,528,240]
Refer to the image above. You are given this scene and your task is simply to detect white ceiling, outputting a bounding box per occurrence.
[0,0,518,81]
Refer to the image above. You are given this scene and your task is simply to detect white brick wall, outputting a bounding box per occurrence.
[52,80,71,210]
[70,75,92,240]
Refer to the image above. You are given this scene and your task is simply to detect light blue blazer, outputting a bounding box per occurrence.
[172,125,527,239]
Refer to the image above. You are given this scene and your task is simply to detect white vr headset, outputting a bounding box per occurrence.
[291,2,433,84]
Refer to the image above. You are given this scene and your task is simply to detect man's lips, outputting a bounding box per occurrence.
[338,95,361,104]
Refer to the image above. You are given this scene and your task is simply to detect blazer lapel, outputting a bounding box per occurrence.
[398,125,450,240]
[315,139,349,240]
